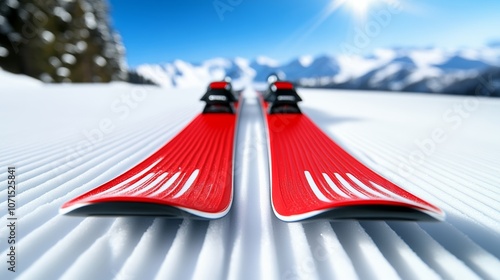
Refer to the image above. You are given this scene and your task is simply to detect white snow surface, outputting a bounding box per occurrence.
[1,72,500,280]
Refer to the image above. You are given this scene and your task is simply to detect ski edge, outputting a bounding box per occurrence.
[59,200,231,220]
[271,203,445,223]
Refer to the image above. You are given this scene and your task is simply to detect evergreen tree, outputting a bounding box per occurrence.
[0,0,126,83]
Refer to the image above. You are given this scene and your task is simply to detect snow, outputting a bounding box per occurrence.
[62,54,76,65]
[136,64,175,88]
[41,30,55,44]
[369,63,403,86]
[79,29,90,39]
[406,67,442,85]
[336,54,386,81]
[256,56,280,67]
[409,49,449,68]
[49,56,62,67]
[0,46,8,57]
[299,55,314,67]
[75,41,88,53]
[84,12,97,29]
[459,48,500,67]
[94,56,107,67]
[56,67,71,77]
[0,69,42,87]
[39,73,53,83]
[54,6,72,23]
[6,0,19,9]
[137,58,254,89]
[0,71,499,279]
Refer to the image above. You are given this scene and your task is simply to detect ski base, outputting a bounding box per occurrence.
[276,204,442,222]
[63,202,210,219]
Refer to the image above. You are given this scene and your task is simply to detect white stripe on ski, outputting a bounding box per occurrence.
[173,169,200,198]
[133,172,169,195]
[305,171,332,202]
[335,173,369,199]
[148,171,182,197]
[370,182,416,205]
[322,173,350,198]
[98,158,162,196]
[346,173,387,199]
[114,173,155,195]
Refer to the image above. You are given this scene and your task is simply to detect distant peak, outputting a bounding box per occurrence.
[487,40,500,48]
[255,56,280,67]
[298,55,314,67]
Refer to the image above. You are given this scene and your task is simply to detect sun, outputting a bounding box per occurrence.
[327,0,400,21]
[284,0,403,48]
[344,0,384,19]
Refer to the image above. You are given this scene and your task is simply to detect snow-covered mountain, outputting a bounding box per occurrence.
[137,46,500,96]
[136,57,255,89]
[321,47,500,96]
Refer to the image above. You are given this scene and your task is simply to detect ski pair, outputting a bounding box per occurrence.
[60,81,445,222]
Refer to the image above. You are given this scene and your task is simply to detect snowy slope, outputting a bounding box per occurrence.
[1,72,500,279]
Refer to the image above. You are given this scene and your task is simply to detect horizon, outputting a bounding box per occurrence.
[109,0,500,67]
[130,42,500,66]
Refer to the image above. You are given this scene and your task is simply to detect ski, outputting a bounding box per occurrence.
[260,80,445,222]
[60,81,241,219]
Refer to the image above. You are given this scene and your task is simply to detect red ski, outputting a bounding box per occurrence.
[60,81,241,219]
[261,81,444,222]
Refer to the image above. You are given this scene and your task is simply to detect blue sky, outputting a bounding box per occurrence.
[108,0,500,67]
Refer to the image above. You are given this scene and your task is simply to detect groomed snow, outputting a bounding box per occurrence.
[0,72,499,279]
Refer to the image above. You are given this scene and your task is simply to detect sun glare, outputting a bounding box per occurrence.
[345,0,380,18]
[283,0,402,49]
[343,0,386,20]
[324,0,395,22]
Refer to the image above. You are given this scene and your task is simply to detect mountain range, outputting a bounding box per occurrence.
[136,45,500,96]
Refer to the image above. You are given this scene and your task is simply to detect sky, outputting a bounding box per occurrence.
[108,0,500,67]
